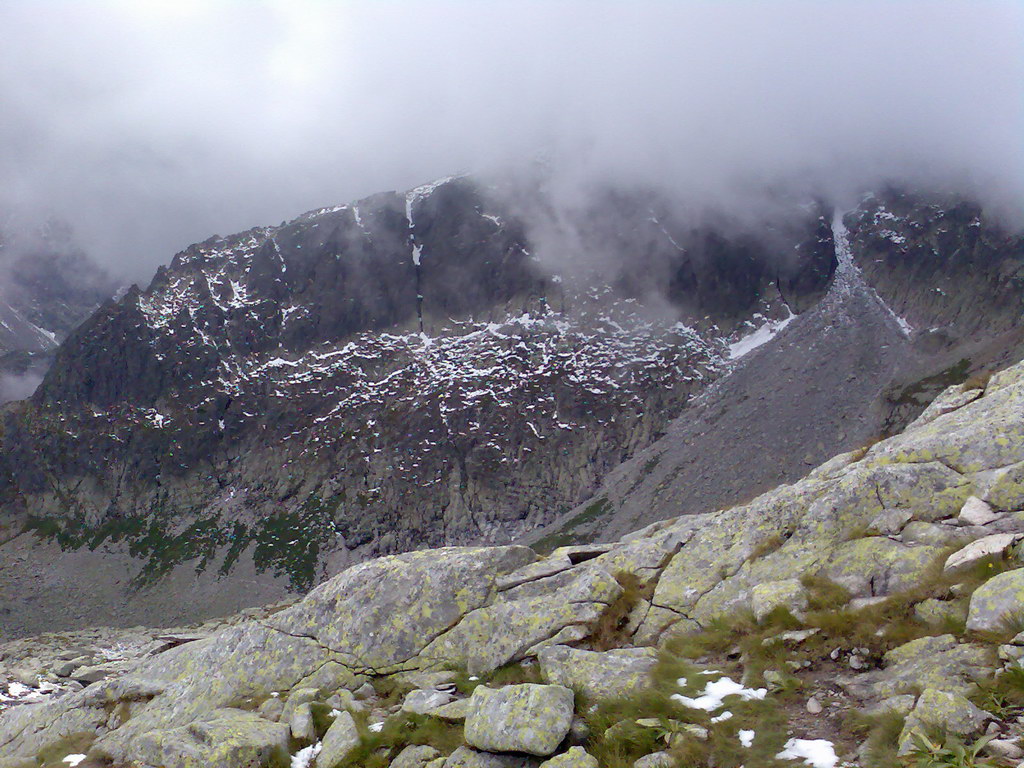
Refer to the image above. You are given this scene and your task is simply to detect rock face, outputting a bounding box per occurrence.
[2,355,1024,766]
[0,178,837,637]
[527,193,1024,548]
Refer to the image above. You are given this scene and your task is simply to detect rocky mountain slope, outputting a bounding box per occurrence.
[529,190,1024,549]
[4,346,1024,768]
[0,220,115,403]
[0,177,836,637]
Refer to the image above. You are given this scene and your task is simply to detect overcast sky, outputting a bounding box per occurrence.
[1,0,1021,281]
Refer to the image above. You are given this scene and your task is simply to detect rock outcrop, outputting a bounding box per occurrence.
[3,354,1024,767]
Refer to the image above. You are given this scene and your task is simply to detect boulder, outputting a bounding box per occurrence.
[967,567,1024,633]
[443,746,542,767]
[316,709,361,768]
[944,534,1020,574]
[420,568,622,675]
[960,496,1002,526]
[977,461,1024,512]
[392,745,442,768]
[823,538,941,598]
[913,598,968,626]
[538,747,600,768]
[900,521,969,547]
[751,579,807,621]
[130,708,289,768]
[633,752,675,768]
[898,689,990,754]
[402,688,454,715]
[289,702,316,743]
[538,646,657,702]
[428,698,471,721]
[282,687,320,723]
[464,684,574,756]
[840,635,991,699]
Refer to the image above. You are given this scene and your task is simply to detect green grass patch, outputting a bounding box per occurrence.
[530,497,611,555]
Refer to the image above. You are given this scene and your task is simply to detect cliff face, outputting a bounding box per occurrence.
[529,193,1024,548]
[0,178,835,635]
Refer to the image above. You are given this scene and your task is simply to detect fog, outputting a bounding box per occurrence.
[1,0,1021,282]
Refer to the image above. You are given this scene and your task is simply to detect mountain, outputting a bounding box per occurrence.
[0,177,838,637]
[3,348,1024,767]
[0,220,116,403]
[0,180,1021,641]
[528,190,1024,548]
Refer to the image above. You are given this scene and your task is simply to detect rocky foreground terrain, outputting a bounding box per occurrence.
[3,347,1024,766]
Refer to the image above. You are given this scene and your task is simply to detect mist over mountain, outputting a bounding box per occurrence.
[1,1,1021,284]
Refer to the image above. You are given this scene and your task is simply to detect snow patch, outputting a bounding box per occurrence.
[291,742,321,768]
[62,756,87,767]
[671,677,767,711]
[739,730,755,748]
[728,308,796,360]
[776,739,839,768]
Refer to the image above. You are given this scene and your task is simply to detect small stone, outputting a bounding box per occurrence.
[986,739,1023,760]
[353,681,377,700]
[443,746,540,767]
[633,752,674,768]
[914,598,968,626]
[9,668,38,687]
[763,670,787,690]
[538,747,600,768]
[944,534,1021,574]
[960,496,1001,526]
[257,696,284,722]
[849,655,866,670]
[391,745,442,768]
[428,698,471,721]
[806,697,823,714]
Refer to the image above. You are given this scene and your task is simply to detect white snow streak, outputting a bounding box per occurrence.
[727,308,796,360]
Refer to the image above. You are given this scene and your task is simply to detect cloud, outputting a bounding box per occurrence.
[1,0,1021,280]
